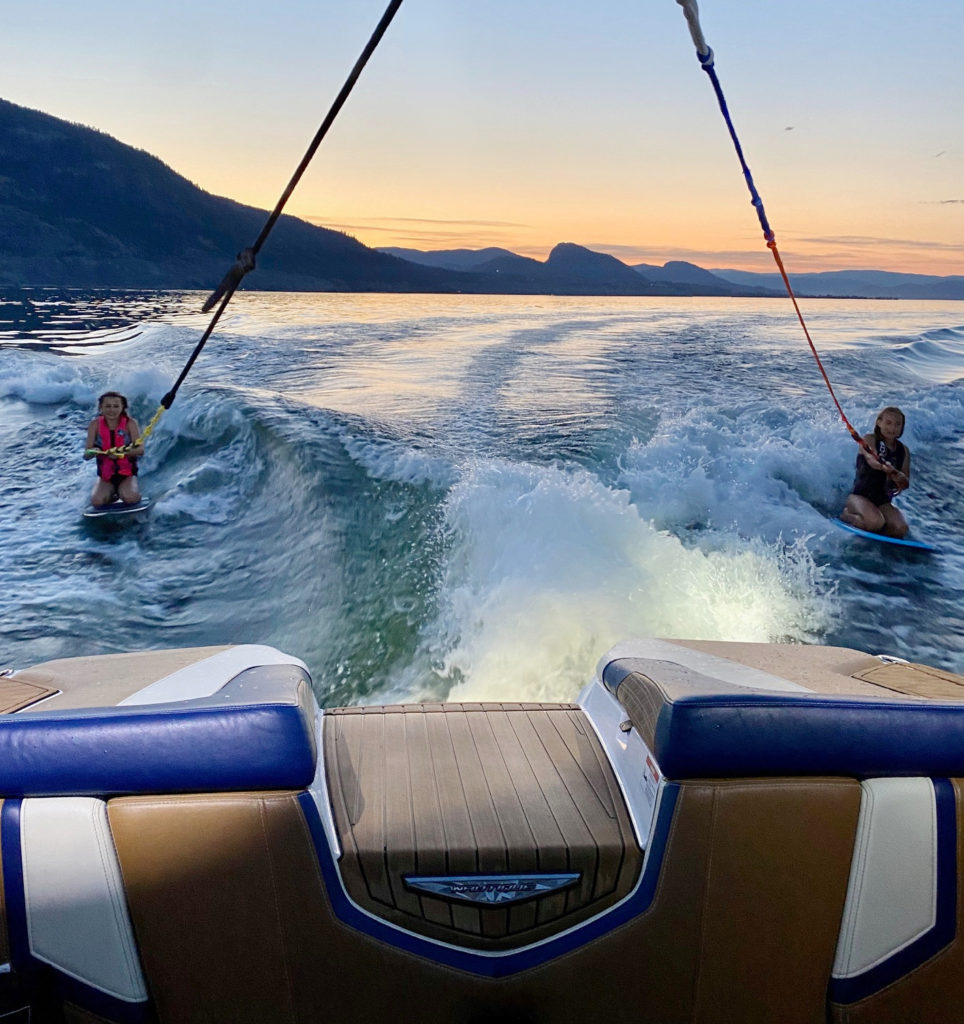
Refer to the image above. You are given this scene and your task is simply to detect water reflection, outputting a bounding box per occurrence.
[0,289,205,351]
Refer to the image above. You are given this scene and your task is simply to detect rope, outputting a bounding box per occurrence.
[107,0,404,456]
[674,0,871,455]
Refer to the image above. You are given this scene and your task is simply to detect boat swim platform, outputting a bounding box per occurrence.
[2,640,964,1022]
[324,702,642,950]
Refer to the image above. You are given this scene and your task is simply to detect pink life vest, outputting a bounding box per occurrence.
[95,415,138,480]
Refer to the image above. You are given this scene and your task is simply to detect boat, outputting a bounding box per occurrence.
[5,0,953,1016]
[4,637,964,1022]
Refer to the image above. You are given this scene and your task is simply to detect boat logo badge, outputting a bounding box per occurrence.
[404,873,580,906]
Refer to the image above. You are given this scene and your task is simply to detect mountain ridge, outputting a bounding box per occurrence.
[0,98,462,293]
[379,247,963,301]
[2,98,960,300]
[712,268,964,301]
[378,244,780,298]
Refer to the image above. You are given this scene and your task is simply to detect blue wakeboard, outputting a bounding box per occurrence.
[831,517,936,552]
[83,497,152,520]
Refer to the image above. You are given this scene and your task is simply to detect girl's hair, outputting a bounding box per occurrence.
[98,391,129,414]
[874,405,905,440]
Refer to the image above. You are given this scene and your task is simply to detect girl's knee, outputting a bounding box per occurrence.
[865,510,886,533]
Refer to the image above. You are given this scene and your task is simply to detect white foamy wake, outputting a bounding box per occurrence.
[417,458,833,703]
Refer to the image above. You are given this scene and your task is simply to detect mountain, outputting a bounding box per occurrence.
[548,242,652,288]
[379,244,781,297]
[711,268,964,301]
[0,100,767,297]
[378,246,521,272]
[632,260,734,287]
[4,98,959,299]
[2,99,689,296]
[0,98,470,293]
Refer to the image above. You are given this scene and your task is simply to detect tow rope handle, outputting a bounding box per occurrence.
[674,0,866,451]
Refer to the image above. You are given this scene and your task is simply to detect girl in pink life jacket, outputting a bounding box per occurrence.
[83,391,144,506]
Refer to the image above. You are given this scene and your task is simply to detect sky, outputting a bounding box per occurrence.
[2,1,962,275]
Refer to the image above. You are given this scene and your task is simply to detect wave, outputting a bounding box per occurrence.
[835,324,964,385]
[363,458,836,705]
[108,386,838,705]
[4,295,963,698]
[885,325,964,384]
[0,341,891,705]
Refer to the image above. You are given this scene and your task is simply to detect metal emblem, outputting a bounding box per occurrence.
[404,873,580,906]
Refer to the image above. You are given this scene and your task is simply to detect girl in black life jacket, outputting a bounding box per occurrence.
[84,392,145,506]
[841,406,911,538]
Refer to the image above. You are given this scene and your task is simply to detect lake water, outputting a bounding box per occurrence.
[2,290,963,704]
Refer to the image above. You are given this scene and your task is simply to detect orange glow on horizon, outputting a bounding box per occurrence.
[296,212,963,277]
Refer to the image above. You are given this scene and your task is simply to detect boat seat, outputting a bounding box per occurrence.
[602,656,964,779]
[0,664,318,797]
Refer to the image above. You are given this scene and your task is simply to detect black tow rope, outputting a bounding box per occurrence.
[156,0,404,417]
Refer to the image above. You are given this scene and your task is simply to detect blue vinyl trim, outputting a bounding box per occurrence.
[0,668,316,796]
[1,800,29,972]
[600,659,637,697]
[1,799,151,1022]
[298,784,680,977]
[47,973,153,1024]
[830,778,957,1004]
[0,705,315,796]
[644,691,964,780]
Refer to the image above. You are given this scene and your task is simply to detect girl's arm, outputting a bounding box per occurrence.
[83,420,99,459]
[127,418,145,457]
[858,434,885,470]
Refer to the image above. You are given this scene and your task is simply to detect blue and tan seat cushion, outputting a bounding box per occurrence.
[0,663,317,797]
[602,657,964,779]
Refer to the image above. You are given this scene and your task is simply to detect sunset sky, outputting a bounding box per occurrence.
[3,0,961,274]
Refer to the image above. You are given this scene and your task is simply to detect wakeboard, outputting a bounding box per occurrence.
[83,497,152,520]
[831,517,937,552]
